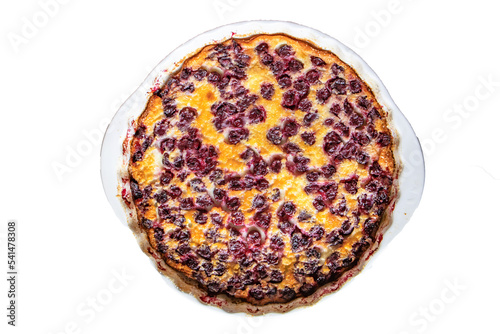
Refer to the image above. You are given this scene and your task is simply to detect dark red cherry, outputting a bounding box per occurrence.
[189,178,206,192]
[163,101,178,118]
[310,56,326,66]
[321,164,336,178]
[375,189,389,205]
[276,44,294,57]
[330,103,342,116]
[249,287,264,300]
[321,182,338,201]
[270,60,285,76]
[331,198,348,216]
[228,178,243,191]
[331,63,344,75]
[207,71,221,85]
[377,133,391,147]
[357,96,372,110]
[130,180,143,200]
[134,126,146,139]
[343,178,358,195]
[240,148,255,160]
[352,132,370,146]
[195,211,208,224]
[154,190,168,204]
[287,59,304,72]
[141,218,153,229]
[228,240,246,258]
[326,230,344,246]
[349,80,362,93]
[281,287,296,301]
[160,138,176,153]
[270,270,284,283]
[309,225,325,240]
[251,158,268,176]
[339,141,358,159]
[358,194,374,213]
[344,100,354,114]
[350,113,365,128]
[306,171,320,182]
[247,230,262,247]
[179,197,195,210]
[154,121,168,137]
[304,183,320,194]
[248,106,266,124]
[196,194,213,210]
[298,98,312,112]
[334,122,350,137]
[193,68,207,80]
[235,53,250,68]
[255,42,269,54]
[277,201,296,219]
[281,90,299,109]
[269,158,282,173]
[207,214,222,228]
[282,142,301,154]
[180,81,194,93]
[196,245,212,260]
[305,69,321,83]
[270,235,285,251]
[282,119,299,137]
[255,178,269,191]
[242,175,256,189]
[160,170,174,185]
[260,82,275,100]
[297,211,312,222]
[213,188,227,202]
[168,186,182,199]
[363,218,379,236]
[316,87,331,104]
[312,197,326,211]
[301,131,316,145]
[260,52,274,65]
[253,212,271,229]
[270,188,281,201]
[226,128,249,145]
[293,78,310,98]
[277,74,292,88]
[288,155,310,174]
[340,220,354,236]
[132,150,143,163]
[230,116,245,128]
[303,112,318,126]
[291,230,311,252]
[370,161,383,177]
[228,211,245,226]
[327,77,346,95]
[226,197,241,211]
[236,94,258,112]
[266,126,283,145]
[252,194,267,209]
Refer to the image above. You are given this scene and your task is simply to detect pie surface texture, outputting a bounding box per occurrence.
[125,33,399,313]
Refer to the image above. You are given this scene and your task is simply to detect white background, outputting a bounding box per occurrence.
[1,0,499,333]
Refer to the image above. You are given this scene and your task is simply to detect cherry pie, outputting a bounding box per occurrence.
[122,33,399,314]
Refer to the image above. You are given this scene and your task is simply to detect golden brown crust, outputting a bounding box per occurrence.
[124,33,400,312]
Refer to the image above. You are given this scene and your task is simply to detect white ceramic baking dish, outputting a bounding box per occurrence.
[100,20,425,313]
